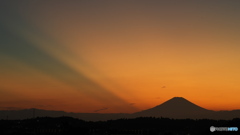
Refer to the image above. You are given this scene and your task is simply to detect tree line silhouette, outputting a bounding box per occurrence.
[0,116,239,135]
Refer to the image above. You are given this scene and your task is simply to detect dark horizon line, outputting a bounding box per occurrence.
[1,96,240,114]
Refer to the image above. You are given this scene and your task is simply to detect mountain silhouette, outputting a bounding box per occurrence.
[1,97,240,121]
[132,97,214,119]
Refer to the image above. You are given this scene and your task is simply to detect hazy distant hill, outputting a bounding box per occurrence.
[0,109,129,121]
[1,97,240,121]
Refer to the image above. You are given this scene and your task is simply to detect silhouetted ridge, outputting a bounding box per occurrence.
[1,97,240,120]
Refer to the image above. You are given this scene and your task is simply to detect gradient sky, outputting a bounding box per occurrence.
[0,0,240,113]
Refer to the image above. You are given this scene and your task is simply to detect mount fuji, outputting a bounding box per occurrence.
[132,97,214,119]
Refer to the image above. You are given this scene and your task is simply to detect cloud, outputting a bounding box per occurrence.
[129,103,135,106]
[94,107,109,112]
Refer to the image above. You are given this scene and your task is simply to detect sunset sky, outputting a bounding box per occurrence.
[0,0,240,113]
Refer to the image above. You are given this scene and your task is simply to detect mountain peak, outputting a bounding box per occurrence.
[171,97,185,100]
[160,97,191,105]
[160,97,200,108]
[173,96,184,98]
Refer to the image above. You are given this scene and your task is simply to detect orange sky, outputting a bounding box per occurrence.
[0,0,240,113]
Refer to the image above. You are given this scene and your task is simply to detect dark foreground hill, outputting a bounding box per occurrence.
[1,97,240,121]
[0,117,239,135]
